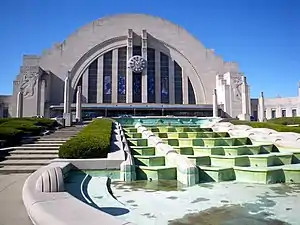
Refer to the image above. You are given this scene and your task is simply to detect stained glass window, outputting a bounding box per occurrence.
[174,61,183,104]
[103,51,112,103]
[88,59,98,103]
[160,52,169,103]
[118,47,127,103]
[147,48,155,103]
[132,73,142,103]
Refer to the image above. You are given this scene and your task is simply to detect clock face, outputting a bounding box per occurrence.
[128,55,147,73]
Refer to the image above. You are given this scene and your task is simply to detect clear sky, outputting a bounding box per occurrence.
[0,0,299,98]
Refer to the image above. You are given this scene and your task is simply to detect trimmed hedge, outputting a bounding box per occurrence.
[59,118,113,159]
[230,120,300,134]
[0,118,59,147]
[267,117,300,126]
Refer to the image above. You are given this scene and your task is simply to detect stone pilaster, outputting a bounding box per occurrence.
[141,29,148,103]
[182,72,188,104]
[76,86,82,122]
[97,56,104,103]
[155,50,161,103]
[169,58,175,104]
[258,91,265,122]
[82,68,89,103]
[223,83,231,116]
[112,49,118,103]
[126,29,133,103]
[39,79,46,117]
[213,89,218,117]
[16,91,23,118]
[63,72,71,126]
[240,76,250,121]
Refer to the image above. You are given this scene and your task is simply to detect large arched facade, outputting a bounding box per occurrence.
[9,14,245,118]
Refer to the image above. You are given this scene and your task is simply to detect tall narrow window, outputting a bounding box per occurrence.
[292,109,297,117]
[117,47,127,103]
[174,61,183,104]
[271,109,276,119]
[160,52,169,103]
[88,59,98,103]
[281,109,286,117]
[147,48,155,103]
[188,77,196,104]
[132,73,142,103]
[132,46,142,103]
[103,51,113,103]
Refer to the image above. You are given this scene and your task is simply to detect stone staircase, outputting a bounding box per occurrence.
[0,125,84,174]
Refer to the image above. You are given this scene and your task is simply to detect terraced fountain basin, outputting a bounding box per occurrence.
[154,131,229,138]
[148,127,212,133]
[173,144,276,155]
[127,136,177,181]
[162,137,252,147]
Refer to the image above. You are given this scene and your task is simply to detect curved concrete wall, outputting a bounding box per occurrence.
[23,162,132,225]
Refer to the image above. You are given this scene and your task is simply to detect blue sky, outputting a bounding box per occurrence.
[0,0,299,98]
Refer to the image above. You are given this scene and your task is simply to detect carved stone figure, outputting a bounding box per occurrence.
[128,55,147,73]
[232,76,243,100]
[20,71,39,98]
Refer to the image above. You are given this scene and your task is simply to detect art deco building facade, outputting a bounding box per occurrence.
[0,14,251,119]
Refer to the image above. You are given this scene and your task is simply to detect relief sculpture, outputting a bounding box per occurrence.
[20,72,39,98]
[232,76,243,101]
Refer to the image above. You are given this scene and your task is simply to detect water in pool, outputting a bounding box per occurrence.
[65,170,299,225]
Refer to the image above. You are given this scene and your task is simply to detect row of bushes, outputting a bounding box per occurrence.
[59,118,113,159]
[0,118,59,147]
[230,120,300,134]
[267,117,300,126]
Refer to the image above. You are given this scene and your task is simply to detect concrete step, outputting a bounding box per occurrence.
[0,159,50,166]
[10,150,58,154]
[37,139,69,142]
[0,165,41,174]
[6,154,57,160]
[22,143,63,147]
[39,137,72,140]
[14,146,60,150]
[34,139,69,144]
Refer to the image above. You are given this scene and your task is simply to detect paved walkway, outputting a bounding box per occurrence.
[0,174,32,225]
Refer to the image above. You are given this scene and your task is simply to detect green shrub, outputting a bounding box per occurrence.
[59,118,113,159]
[267,117,300,126]
[0,127,24,146]
[230,120,300,134]
[0,117,59,146]
[0,118,58,129]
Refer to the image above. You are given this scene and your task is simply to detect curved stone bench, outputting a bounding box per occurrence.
[23,162,132,225]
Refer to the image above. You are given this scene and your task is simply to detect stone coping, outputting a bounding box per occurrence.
[22,162,132,225]
[212,122,300,149]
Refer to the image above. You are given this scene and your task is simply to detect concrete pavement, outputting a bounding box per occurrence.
[0,174,32,225]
